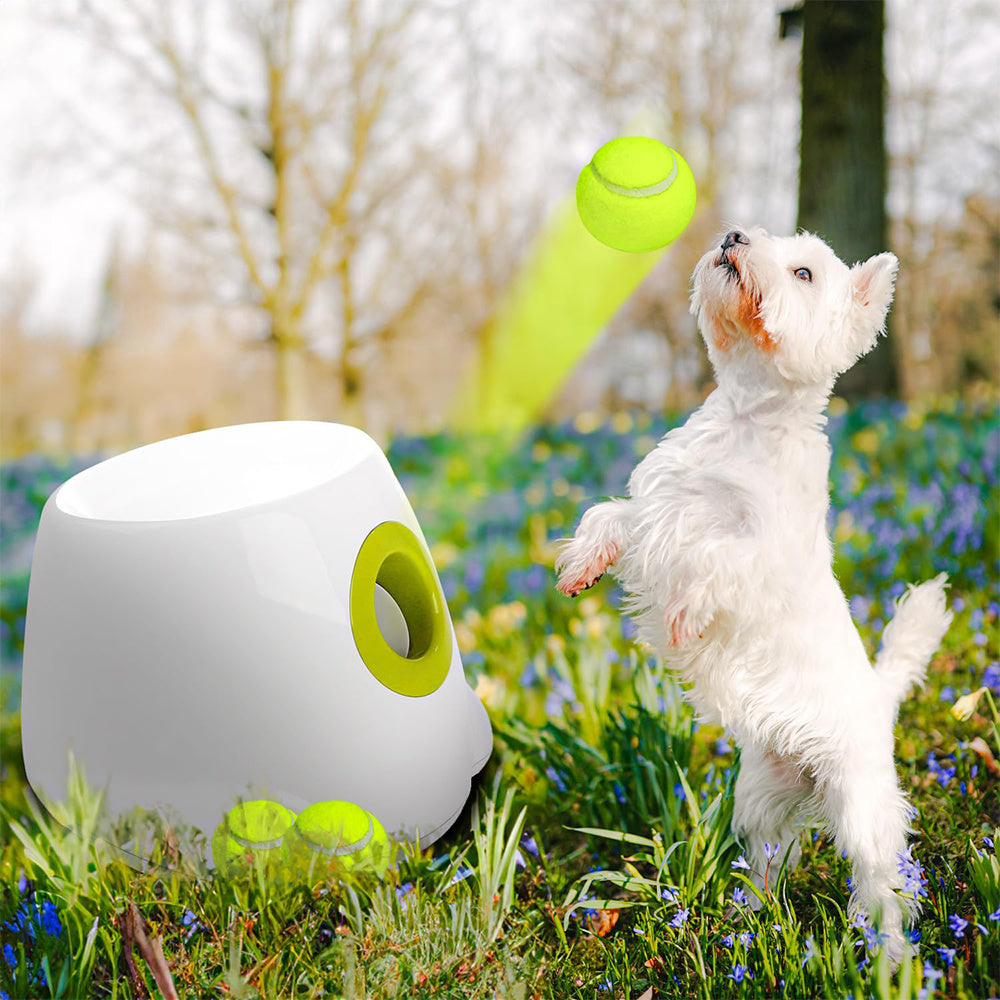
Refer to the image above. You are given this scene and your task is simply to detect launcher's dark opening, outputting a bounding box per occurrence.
[375,552,434,660]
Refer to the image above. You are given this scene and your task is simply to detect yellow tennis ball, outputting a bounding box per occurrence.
[211,799,296,879]
[290,801,392,881]
[576,136,696,253]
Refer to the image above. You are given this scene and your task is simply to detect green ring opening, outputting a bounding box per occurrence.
[349,521,451,697]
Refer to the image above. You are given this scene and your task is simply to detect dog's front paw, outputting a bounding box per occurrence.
[555,540,619,598]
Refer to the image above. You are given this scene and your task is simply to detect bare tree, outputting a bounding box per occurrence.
[61,0,458,421]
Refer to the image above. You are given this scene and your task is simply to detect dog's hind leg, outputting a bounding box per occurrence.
[819,749,913,963]
[733,743,812,909]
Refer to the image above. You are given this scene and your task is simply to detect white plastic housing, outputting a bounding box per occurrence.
[21,421,492,864]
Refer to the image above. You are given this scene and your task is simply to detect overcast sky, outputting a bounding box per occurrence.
[2,0,996,341]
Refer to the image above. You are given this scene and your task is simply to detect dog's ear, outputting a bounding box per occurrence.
[850,252,898,335]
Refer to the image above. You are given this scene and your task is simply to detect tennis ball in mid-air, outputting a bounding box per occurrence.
[576,136,696,253]
[211,799,296,878]
[290,801,392,881]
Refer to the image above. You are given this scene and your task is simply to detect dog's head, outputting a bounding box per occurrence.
[690,227,898,386]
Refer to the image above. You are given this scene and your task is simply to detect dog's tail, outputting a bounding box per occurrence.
[874,573,952,704]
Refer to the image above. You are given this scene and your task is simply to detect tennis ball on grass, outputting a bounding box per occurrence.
[291,800,391,880]
[211,799,296,878]
[576,136,696,253]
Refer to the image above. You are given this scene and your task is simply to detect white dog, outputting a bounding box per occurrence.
[555,227,952,960]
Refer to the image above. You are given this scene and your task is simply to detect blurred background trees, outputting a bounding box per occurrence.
[1,0,997,457]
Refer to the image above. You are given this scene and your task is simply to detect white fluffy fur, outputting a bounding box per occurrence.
[555,228,952,960]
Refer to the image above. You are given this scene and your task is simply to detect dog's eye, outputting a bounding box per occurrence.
[793,267,812,282]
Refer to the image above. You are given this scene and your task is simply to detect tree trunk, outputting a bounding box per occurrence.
[798,0,897,396]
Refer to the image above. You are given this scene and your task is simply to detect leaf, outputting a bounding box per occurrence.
[567,826,656,848]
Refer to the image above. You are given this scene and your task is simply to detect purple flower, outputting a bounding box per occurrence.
[521,834,539,857]
[861,923,887,950]
[949,914,969,938]
[544,766,567,793]
[989,906,1000,921]
[801,935,818,966]
[738,931,755,947]
[722,933,735,948]
[733,887,749,906]
[984,663,1000,691]
[2,944,15,969]
[728,963,752,984]
[669,907,689,928]
[897,847,929,899]
[732,854,751,870]
[936,946,956,965]
[764,841,780,862]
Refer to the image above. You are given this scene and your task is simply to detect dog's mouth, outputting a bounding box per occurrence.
[715,250,741,284]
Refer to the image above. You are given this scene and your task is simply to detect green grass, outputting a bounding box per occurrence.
[1,399,998,998]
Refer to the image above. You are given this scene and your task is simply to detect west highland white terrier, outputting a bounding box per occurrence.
[555,227,952,960]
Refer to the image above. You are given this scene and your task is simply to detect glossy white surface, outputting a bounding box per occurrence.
[56,421,375,522]
[21,422,492,867]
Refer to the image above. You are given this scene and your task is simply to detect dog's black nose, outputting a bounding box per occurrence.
[721,230,750,251]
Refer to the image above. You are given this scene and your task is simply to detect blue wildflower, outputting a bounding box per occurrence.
[801,935,819,966]
[732,854,751,870]
[764,841,780,861]
[989,906,1000,921]
[669,907,689,928]
[984,663,1000,692]
[544,766,567,793]
[38,899,62,938]
[2,944,15,969]
[738,931,755,947]
[949,914,969,938]
[897,847,929,899]
[728,963,752,984]
[936,946,956,965]
[733,887,749,907]
[722,933,735,948]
